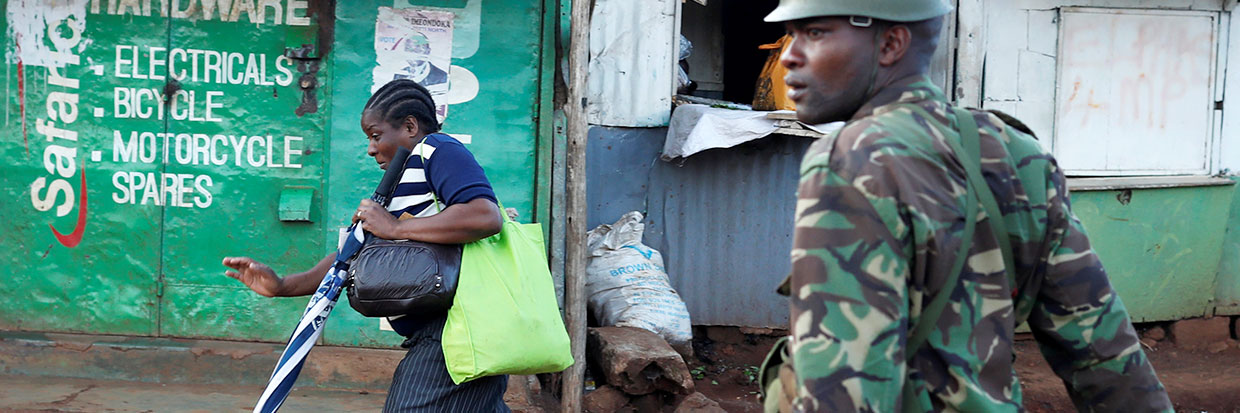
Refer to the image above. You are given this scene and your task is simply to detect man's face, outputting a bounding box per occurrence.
[361,110,414,170]
[781,17,878,124]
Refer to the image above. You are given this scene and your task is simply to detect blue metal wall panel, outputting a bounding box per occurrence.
[587,125,811,328]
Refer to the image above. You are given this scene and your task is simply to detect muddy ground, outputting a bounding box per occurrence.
[682,318,1240,412]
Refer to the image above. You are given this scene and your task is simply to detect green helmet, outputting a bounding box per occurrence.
[764,0,953,23]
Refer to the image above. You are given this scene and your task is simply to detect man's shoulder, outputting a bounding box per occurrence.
[800,104,947,172]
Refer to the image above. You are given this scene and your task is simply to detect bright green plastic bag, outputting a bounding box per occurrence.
[441,206,574,384]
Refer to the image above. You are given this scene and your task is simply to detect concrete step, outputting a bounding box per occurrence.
[0,330,403,392]
[0,374,387,412]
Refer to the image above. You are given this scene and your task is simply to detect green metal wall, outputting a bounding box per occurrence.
[2,1,554,348]
[1070,185,1235,322]
[1213,177,1240,316]
[321,0,555,347]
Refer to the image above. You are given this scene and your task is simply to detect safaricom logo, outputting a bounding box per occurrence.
[26,11,88,248]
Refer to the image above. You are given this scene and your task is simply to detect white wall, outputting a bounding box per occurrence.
[968,0,1227,175]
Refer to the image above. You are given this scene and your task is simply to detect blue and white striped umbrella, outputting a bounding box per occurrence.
[252,147,411,413]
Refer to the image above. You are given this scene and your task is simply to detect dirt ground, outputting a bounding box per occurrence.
[685,318,1240,412]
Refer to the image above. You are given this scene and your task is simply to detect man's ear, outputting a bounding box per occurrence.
[877,25,911,67]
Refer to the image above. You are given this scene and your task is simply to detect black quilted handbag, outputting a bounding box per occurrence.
[345,238,461,317]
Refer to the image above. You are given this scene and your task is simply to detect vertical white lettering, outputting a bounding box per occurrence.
[169,47,187,80]
[37,119,79,142]
[194,175,214,208]
[176,174,194,207]
[247,136,265,167]
[115,45,132,78]
[170,91,188,120]
[43,145,78,178]
[202,0,233,21]
[227,53,245,84]
[274,55,294,86]
[47,92,79,123]
[148,46,166,80]
[257,0,282,24]
[192,134,210,165]
[229,135,246,166]
[286,0,310,26]
[129,46,147,79]
[140,132,157,163]
[243,53,261,85]
[204,51,222,83]
[141,172,160,205]
[210,135,229,165]
[174,134,193,164]
[259,54,272,85]
[113,172,132,204]
[135,88,155,119]
[162,174,179,207]
[206,91,223,121]
[30,178,75,217]
[150,88,167,120]
[48,65,81,89]
[229,0,256,23]
[171,0,192,18]
[187,91,205,122]
[265,135,282,167]
[114,87,133,118]
[284,135,303,168]
[114,130,138,163]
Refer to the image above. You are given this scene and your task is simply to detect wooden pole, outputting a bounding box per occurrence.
[562,0,592,411]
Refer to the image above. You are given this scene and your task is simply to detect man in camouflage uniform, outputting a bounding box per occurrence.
[766,0,1172,411]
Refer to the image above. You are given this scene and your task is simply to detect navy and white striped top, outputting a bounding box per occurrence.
[385,133,496,336]
[386,133,497,220]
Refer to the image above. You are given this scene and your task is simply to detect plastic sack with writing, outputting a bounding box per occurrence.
[586,211,692,352]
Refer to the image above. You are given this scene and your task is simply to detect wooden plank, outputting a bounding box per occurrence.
[956,0,985,106]
[1068,176,1235,191]
[930,6,958,91]
[765,111,799,121]
[561,0,593,411]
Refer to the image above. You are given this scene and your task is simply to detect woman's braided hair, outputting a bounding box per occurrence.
[364,79,440,134]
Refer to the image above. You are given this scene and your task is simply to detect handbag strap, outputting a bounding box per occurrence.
[903,106,1013,361]
[414,134,509,223]
[413,135,444,213]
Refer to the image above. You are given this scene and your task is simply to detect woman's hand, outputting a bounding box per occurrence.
[354,199,401,239]
[223,257,283,297]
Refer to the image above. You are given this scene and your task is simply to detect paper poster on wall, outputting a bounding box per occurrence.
[374,7,454,120]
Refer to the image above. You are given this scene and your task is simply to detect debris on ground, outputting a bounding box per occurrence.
[587,327,695,396]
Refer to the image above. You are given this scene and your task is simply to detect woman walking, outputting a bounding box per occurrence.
[223,79,510,412]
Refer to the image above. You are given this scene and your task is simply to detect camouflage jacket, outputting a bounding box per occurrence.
[787,75,1171,412]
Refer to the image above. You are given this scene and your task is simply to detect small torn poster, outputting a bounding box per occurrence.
[373,7,454,119]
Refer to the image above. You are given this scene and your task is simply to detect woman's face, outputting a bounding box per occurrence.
[361,110,418,170]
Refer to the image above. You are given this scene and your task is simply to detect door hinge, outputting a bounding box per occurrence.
[156,279,165,298]
[1217,100,1225,110]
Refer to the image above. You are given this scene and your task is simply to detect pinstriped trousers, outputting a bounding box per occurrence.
[383,316,510,412]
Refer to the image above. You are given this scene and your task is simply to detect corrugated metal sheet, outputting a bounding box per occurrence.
[643,135,811,328]
[586,0,676,127]
[586,126,811,328]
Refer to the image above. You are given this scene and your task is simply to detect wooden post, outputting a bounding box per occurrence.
[562,0,592,411]
[954,0,985,106]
